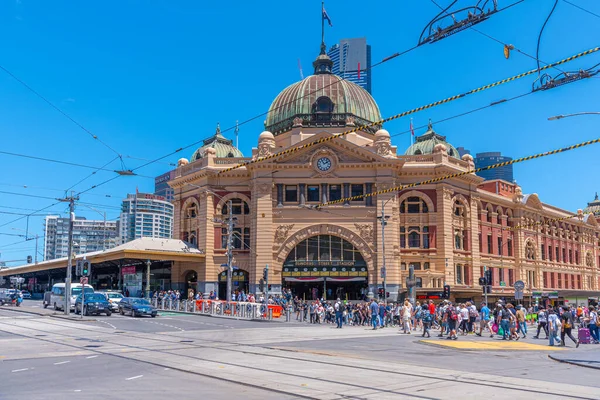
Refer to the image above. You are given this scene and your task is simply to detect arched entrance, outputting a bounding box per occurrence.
[184,270,197,299]
[282,234,368,301]
[218,269,249,299]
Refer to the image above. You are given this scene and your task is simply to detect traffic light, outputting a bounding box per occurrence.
[27,255,32,264]
[378,287,384,298]
[485,269,492,286]
[259,279,264,292]
[478,277,486,286]
[82,260,91,277]
[443,285,451,299]
[386,292,390,299]
[262,268,268,281]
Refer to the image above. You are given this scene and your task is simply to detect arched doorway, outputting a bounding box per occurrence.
[282,234,368,301]
[218,269,249,300]
[184,270,197,299]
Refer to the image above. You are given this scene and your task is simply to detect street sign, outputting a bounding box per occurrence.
[514,290,524,300]
[513,280,525,291]
[532,291,542,298]
[499,281,506,287]
[380,267,386,279]
[80,277,88,285]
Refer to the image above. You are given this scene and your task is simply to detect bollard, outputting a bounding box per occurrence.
[268,308,273,321]
[168,298,173,310]
[193,300,197,313]
[285,306,291,322]
[161,298,165,310]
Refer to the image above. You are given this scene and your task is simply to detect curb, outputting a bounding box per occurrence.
[0,306,97,322]
[548,354,600,370]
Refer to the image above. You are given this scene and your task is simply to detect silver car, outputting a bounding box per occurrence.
[97,291,124,312]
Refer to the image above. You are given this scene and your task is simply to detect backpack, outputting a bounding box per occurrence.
[423,310,432,323]
[449,307,458,321]
[416,308,423,319]
[469,307,478,318]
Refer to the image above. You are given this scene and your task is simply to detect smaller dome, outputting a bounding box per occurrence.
[177,158,189,167]
[375,129,390,138]
[259,131,274,141]
[191,123,244,161]
[405,120,460,158]
[583,192,600,217]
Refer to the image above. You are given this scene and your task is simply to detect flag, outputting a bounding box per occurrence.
[357,62,361,80]
[322,5,332,27]
[410,119,415,138]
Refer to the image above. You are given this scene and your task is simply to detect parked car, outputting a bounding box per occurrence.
[118,297,157,318]
[74,293,112,316]
[20,290,31,299]
[97,291,124,312]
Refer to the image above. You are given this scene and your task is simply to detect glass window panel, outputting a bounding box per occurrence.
[424,262,430,270]
[342,240,354,261]
[407,197,420,202]
[307,185,320,202]
[355,251,365,263]
[285,186,298,202]
[296,240,307,261]
[400,201,406,213]
[407,202,420,213]
[350,184,364,201]
[319,235,331,260]
[408,232,420,248]
[330,236,342,260]
[422,201,428,213]
[221,228,228,248]
[456,265,463,284]
[307,237,318,260]
[410,262,421,270]
[329,185,342,202]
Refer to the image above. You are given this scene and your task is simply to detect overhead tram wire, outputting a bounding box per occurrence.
[129,1,526,174]
[315,136,600,208]
[563,0,600,20]
[218,45,600,175]
[536,0,559,74]
[429,0,567,74]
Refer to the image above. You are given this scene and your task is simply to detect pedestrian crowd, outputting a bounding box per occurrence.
[290,296,600,347]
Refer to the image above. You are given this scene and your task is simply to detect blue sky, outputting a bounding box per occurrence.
[1,0,599,264]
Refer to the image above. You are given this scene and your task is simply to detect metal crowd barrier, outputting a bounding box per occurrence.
[150,298,279,321]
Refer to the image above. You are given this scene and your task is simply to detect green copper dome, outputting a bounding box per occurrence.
[264,51,382,135]
[191,124,243,161]
[584,193,600,217]
[405,121,460,158]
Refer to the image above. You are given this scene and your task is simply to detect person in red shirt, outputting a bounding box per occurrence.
[428,299,436,315]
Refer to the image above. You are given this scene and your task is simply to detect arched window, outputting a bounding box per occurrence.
[400,196,429,214]
[454,201,465,217]
[525,241,536,260]
[189,233,197,247]
[186,204,198,218]
[284,235,365,265]
[454,230,463,250]
[414,149,422,155]
[222,198,250,215]
[400,226,429,248]
[486,205,493,223]
[313,96,334,113]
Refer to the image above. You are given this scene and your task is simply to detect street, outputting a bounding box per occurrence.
[1,304,599,400]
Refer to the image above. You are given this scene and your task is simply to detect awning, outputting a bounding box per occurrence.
[284,277,325,283]
[326,277,366,283]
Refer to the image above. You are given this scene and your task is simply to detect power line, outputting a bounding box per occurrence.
[563,0,600,20]
[316,136,600,207]
[128,1,525,174]
[536,0,559,73]
[218,45,600,174]
[0,64,123,159]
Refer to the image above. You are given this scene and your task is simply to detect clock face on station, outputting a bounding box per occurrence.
[316,157,332,171]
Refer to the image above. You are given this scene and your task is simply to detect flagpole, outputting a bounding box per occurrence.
[410,118,414,146]
[321,1,325,49]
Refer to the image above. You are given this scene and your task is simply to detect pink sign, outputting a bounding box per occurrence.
[122,266,136,275]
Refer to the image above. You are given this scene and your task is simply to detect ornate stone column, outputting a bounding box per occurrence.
[437,184,455,287]
[197,190,215,295]
[250,179,277,294]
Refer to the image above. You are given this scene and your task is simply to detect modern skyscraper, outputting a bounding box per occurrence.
[155,170,175,202]
[456,147,471,158]
[327,38,372,93]
[43,216,118,260]
[474,152,514,182]
[119,193,174,244]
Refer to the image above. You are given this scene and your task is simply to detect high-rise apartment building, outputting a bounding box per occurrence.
[327,38,372,93]
[119,193,174,244]
[43,216,118,260]
[155,170,175,202]
[474,152,514,182]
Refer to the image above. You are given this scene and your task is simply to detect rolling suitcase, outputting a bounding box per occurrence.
[578,327,591,344]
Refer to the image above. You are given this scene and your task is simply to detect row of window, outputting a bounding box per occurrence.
[543,272,582,290]
[284,235,365,263]
[277,183,371,205]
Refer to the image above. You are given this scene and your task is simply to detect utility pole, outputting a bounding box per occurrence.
[59,193,78,315]
[265,264,269,305]
[34,234,39,264]
[145,259,151,299]
[225,200,235,302]
[377,199,391,304]
[102,211,107,251]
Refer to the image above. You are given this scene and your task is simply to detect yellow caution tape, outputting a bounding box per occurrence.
[218,46,600,175]
[316,137,600,208]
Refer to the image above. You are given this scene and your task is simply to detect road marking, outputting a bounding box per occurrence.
[86,355,98,359]
[54,361,71,365]
[74,390,81,392]
[164,368,170,371]
[97,320,117,329]
[125,375,143,381]
[420,339,566,351]
[12,368,29,372]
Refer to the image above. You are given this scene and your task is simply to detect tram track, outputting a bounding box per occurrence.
[0,313,597,400]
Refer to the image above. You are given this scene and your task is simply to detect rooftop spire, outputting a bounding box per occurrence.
[314,1,333,74]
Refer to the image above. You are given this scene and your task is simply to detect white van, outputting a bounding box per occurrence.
[47,283,94,311]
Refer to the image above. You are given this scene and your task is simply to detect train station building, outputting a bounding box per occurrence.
[2,44,600,305]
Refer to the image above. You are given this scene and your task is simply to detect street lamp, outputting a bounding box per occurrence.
[548,112,600,120]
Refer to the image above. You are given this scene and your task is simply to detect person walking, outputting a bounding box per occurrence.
[516,305,527,338]
[334,298,343,329]
[498,305,511,340]
[547,308,561,346]
[559,306,579,348]
[401,300,413,334]
[586,305,599,344]
[421,303,432,338]
[444,302,458,340]
[370,298,379,330]
[533,307,549,339]
[477,302,492,337]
